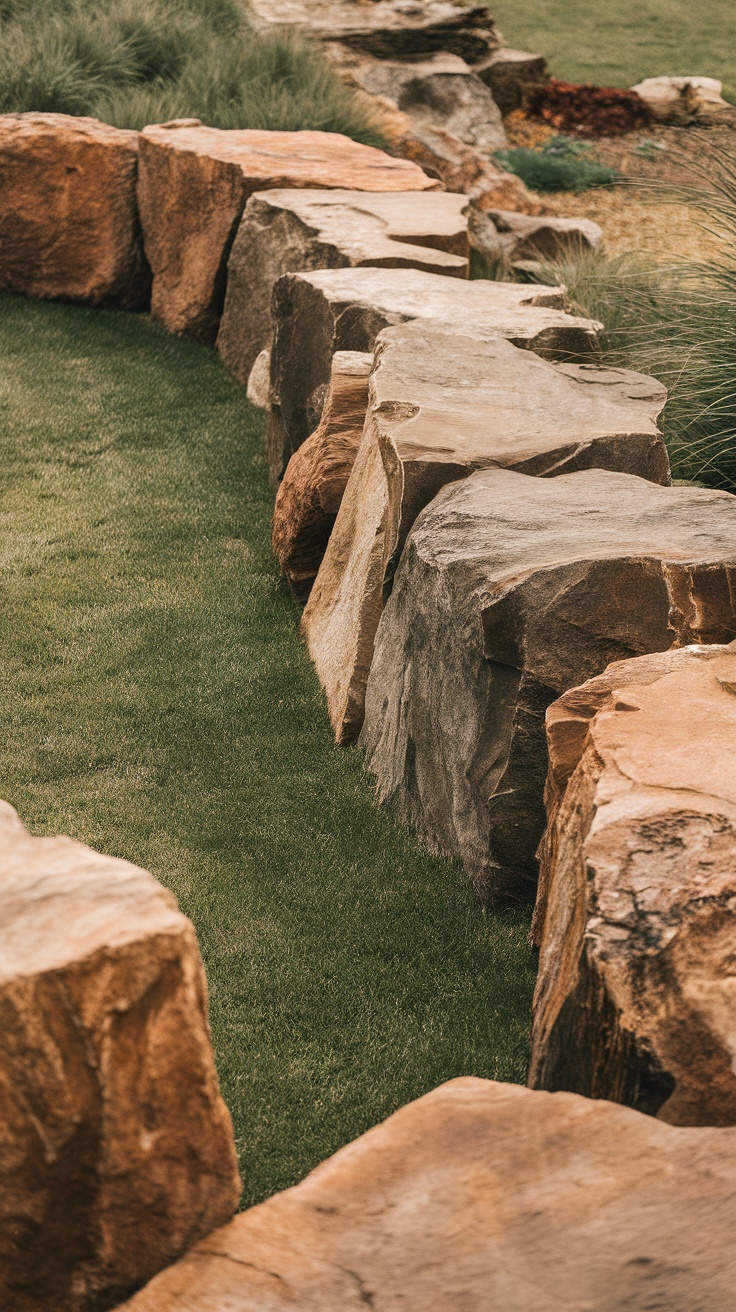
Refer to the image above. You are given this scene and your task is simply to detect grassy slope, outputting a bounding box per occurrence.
[0,293,535,1207]
[488,0,736,102]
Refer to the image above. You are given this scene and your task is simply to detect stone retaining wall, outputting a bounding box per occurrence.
[1,43,734,1305]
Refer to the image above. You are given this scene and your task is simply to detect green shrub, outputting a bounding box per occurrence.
[495,136,620,194]
[0,0,385,144]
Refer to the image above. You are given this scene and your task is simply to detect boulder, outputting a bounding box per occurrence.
[216,188,468,385]
[0,802,240,1312]
[268,266,601,478]
[118,1077,736,1312]
[361,469,736,905]
[530,643,736,1125]
[475,48,549,116]
[0,113,149,309]
[631,76,735,125]
[246,348,272,409]
[470,209,603,267]
[246,1,501,63]
[273,350,373,604]
[136,121,437,345]
[306,329,668,745]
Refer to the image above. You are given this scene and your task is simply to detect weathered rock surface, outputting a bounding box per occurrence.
[246,1,501,63]
[0,802,240,1312]
[530,643,736,1125]
[119,1076,736,1312]
[0,113,149,308]
[306,328,668,745]
[361,469,736,905]
[631,76,735,125]
[273,350,372,604]
[269,266,601,478]
[137,122,437,344]
[217,188,468,385]
[470,208,603,266]
[475,48,549,116]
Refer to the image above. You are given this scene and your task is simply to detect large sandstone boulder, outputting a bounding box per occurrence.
[475,48,549,116]
[0,113,150,308]
[304,326,668,744]
[361,469,736,905]
[136,121,437,344]
[0,802,240,1312]
[470,209,603,267]
[217,188,468,385]
[631,76,735,124]
[529,643,736,1125]
[273,350,372,604]
[119,1077,736,1312]
[246,1,501,63]
[268,266,601,478]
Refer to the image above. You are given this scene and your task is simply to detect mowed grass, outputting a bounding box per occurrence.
[488,0,736,102]
[0,293,535,1207]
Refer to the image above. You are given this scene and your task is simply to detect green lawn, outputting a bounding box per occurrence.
[0,293,535,1207]
[488,0,736,102]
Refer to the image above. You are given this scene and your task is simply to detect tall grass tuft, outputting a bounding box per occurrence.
[0,0,386,144]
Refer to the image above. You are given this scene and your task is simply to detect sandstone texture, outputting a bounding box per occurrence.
[306,328,669,745]
[530,643,736,1125]
[470,208,603,267]
[632,76,735,124]
[268,266,601,478]
[217,188,468,385]
[246,1,501,62]
[273,350,372,604]
[361,469,736,905]
[137,122,437,344]
[120,1076,736,1312]
[0,113,149,308]
[476,48,549,115]
[0,802,240,1312]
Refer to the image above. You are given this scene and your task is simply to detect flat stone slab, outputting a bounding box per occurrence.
[273,349,373,604]
[0,802,239,1311]
[530,642,736,1125]
[118,1077,736,1312]
[361,469,736,904]
[137,122,437,344]
[269,266,601,477]
[304,324,668,743]
[246,1,500,62]
[0,113,149,308]
[217,188,469,385]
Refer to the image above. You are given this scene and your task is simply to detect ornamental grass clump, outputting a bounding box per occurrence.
[494,136,620,194]
[0,0,385,144]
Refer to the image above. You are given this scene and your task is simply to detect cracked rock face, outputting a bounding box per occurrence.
[137,123,437,345]
[0,802,240,1312]
[217,188,468,386]
[273,350,373,604]
[246,1,501,63]
[118,1077,736,1312]
[268,266,601,478]
[361,469,736,905]
[304,325,668,745]
[530,643,736,1125]
[0,114,150,309]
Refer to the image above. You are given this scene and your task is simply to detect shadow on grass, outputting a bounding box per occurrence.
[0,293,535,1206]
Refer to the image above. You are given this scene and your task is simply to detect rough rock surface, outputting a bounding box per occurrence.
[530,643,736,1125]
[0,113,149,308]
[246,1,501,62]
[217,188,468,385]
[268,266,601,478]
[475,48,549,116]
[470,208,603,266]
[119,1077,736,1312]
[137,121,437,344]
[306,327,668,745]
[273,350,373,604]
[0,802,240,1312]
[361,469,736,904]
[631,76,735,124]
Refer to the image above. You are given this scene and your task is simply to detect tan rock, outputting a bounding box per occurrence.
[475,48,549,116]
[470,208,603,266]
[0,113,150,308]
[632,76,735,124]
[305,327,667,744]
[273,350,372,604]
[217,188,468,385]
[246,1,501,63]
[360,469,736,904]
[119,1077,736,1312]
[268,266,600,478]
[530,643,736,1125]
[137,121,437,344]
[0,802,240,1312]
[246,348,272,409]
